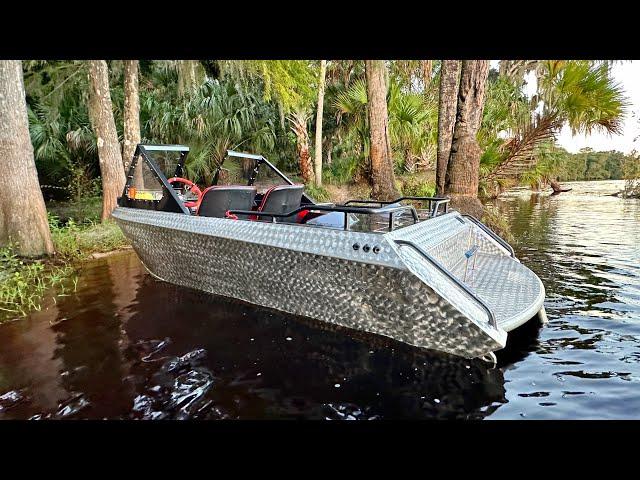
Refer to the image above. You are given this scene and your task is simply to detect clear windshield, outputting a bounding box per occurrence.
[215,153,292,193]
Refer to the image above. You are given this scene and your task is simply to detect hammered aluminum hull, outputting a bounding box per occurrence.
[112,207,543,359]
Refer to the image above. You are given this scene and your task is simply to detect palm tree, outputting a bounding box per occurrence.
[388,82,434,173]
[0,60,54,256]
[218,60,317,182]
[23,61,98,199]
[87,60,125,221]
[365,60,399,200]
[436,60,461,195]
[445,60,490,216]
[333,74,436,177]
[314,60,327,186]
[485,61,627,186]
[142,77,278,185]
[288,109,313,183]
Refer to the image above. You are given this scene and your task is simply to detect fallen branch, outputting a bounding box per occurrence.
[550,179,572,194]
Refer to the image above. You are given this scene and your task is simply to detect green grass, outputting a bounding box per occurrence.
[324,157,359,185]
[49,214,127,260]
[0,245,74,318]
[0,203,129,323]
[399,174,436,198]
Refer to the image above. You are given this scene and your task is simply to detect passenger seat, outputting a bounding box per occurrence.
[196,186,257,219]
[254,184,304,222]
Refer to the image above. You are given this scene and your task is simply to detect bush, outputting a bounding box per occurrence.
[48,213,128,260]
[324,156,359,185]
[400,176,436,197]
[46,196,102,225]
[622,152,640,198]
[304,184,331,203]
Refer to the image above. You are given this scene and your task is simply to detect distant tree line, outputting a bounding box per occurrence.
[556,147,630,181]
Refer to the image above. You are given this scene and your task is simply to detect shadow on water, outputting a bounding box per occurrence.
[1,180,639,419]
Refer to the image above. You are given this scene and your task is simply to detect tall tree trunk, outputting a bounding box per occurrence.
[87,60,125,221]
[123,60,143,188]
[313,60,327,186]
[499,60,511,77]
[445,60,490,217]
[422,60,433,93]
[365,60,399,201]
[177,60,198,97]
[297,134,312,185]
[0,60,54,256]
[289,110,313,184]
[436,60,461,196]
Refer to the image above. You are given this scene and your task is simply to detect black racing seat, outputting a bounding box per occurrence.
[196,185,257,219]
[255,184,304,222]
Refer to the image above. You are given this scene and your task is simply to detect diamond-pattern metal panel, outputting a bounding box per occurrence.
[470,253,545,331]
[112,207,507,358]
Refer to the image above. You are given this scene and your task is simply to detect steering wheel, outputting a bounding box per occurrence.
[167,177,202,208]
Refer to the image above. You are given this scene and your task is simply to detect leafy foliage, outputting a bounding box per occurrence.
[20,59,630,204]
[332,75,437,177]
[219,60,317,113]
[24,61,99,200]
[0,243,73,319]
[141,77,280,183]
[480,60,628,191]
[622,152,640,198]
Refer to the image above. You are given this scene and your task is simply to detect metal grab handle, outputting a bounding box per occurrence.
[394,239,497,329]
[461,214,515,258]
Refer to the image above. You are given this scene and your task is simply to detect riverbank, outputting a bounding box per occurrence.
[0,197,129,322]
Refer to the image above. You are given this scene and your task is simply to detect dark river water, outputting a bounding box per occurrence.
[1,180,639,419]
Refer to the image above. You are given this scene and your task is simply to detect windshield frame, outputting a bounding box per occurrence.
[119,144,191,214]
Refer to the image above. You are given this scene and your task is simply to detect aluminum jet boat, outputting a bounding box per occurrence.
[113,144,546,360]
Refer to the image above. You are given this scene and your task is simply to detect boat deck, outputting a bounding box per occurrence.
[387,213,545,334]
[468,253,544,331]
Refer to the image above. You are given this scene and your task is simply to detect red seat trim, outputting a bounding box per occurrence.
[296,209,310,223]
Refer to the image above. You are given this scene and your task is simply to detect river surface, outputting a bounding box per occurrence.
[1,180,639,419]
